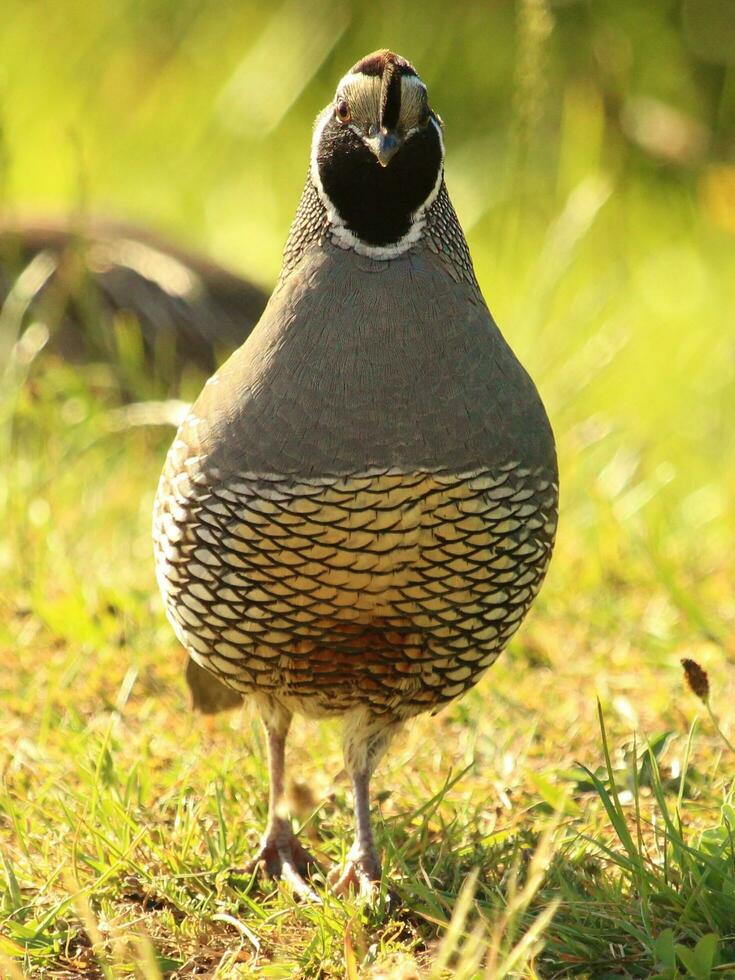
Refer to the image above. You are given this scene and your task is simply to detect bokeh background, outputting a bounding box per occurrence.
[2,1,735,976]
[3,0,734,665]
[4,0,735,474]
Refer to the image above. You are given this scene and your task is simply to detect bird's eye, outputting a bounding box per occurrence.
[335,100,352,124]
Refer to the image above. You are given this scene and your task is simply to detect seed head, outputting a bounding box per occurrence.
[681,658,710,702]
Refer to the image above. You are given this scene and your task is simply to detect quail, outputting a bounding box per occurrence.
[153,50,558,897]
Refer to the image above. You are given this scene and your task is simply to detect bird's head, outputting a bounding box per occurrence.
[310,50,444,255]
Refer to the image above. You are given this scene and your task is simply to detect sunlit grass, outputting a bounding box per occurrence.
[2,181,734,974]
[2,1,735,976]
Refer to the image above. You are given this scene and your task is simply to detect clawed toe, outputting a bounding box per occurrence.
[243,835,322,901]
[329,849,381,900]
[248,835,317,878]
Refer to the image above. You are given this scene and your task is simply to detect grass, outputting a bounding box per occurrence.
[2,2,735,977]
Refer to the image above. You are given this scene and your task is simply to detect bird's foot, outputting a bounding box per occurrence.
[245,832,321,901]
[329,845,381,900]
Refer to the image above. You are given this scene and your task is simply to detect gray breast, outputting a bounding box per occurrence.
[186,242,556,480]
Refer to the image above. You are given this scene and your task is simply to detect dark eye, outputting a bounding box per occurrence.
[335,100,352,124]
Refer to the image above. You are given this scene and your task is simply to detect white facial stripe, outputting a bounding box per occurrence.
[336,70,367,95]
[310,110,445,260]
[337,71,428,130]
[400,74,427,96]
[395,75,430,131]
[337,70,427,95]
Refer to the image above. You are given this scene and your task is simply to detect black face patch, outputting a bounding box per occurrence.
[316,118,443,247]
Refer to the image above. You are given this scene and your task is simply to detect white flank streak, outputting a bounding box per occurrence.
[309,107,445,261]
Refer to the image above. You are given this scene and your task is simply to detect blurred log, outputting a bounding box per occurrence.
[0,215,268,380]
[0,216,267,711]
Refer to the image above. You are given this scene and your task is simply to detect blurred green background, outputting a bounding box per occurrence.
[2,3,735,973]
[3,0,734,580]
[4,0,735,284]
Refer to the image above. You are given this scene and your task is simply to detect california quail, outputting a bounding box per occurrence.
[153,50,558,897]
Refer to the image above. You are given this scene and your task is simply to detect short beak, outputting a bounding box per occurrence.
[369,130,401,167]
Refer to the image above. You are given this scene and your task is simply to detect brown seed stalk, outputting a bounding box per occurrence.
[681,658,710,702]
[681,657,735,756]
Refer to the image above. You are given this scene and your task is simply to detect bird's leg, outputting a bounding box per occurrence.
[330,767,381,897]
[247,698,320,899]
[330,710,402,898]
